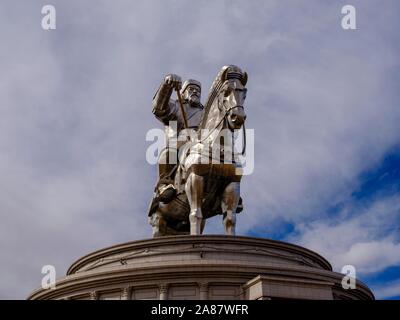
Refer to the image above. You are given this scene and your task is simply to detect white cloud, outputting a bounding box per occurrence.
[339,241,400,274]
[289,195,400,274]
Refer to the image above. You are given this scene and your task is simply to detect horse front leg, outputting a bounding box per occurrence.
[185,172,204,235]
[221,182,240,236]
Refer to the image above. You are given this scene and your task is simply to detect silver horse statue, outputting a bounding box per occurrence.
[149,65,248,236]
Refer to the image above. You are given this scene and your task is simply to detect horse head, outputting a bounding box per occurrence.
[219,66,248,130]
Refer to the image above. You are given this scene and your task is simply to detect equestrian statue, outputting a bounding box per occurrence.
[148,65,248,237]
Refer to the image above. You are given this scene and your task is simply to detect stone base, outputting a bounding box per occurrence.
[27,235,374,300]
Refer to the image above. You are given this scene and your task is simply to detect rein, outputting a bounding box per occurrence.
[197,101,246,156]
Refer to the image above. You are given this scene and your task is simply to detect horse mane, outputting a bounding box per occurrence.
[200,65,247,129]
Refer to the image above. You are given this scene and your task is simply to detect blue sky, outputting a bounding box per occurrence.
[0,0,399,299]
[336,145,400,299]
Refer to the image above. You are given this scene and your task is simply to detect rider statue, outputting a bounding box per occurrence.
[151,74,204,205]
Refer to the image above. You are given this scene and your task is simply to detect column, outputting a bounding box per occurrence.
[89,291,98,300]
[199,282,209,300]
[159,284,169,300]
[121,286,131,300]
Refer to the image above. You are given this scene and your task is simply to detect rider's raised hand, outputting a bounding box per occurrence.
[164,74,182,90]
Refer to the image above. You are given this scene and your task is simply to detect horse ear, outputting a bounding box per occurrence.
[241,72,248,86]
[221,67,229,82]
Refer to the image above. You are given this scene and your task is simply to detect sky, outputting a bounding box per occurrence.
[0,0,399,299]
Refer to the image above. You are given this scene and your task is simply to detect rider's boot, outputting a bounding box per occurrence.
[157,160,177,203]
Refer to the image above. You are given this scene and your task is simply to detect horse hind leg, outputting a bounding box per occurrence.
[221,182,240,236]
[185,172,204,235]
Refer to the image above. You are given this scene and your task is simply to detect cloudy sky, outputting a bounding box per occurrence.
[0,0,399,299]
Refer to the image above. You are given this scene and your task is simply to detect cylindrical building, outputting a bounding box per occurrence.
[28,235,374,300]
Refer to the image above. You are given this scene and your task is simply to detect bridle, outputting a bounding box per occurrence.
[198,93,247,156]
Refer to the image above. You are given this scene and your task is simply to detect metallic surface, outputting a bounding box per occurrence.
[149,65,248,237]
